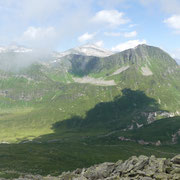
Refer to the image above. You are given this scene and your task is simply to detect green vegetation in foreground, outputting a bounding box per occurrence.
[0,141,179,178]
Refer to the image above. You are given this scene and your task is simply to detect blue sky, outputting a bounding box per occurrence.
[0,0,180,59]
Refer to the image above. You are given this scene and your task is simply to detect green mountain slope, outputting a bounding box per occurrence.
[51,44,180,112]
[0,44,179,143]
[0,44,179,177]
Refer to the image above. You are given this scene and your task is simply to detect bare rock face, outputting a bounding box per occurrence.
[6,154,180,180]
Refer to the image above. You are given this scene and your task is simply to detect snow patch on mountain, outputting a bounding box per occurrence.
[141,66,153,76]
[73,76,116,86]
[111,66,130,76]
[53,44,115,61]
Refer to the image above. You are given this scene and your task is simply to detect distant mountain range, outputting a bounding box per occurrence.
[0,44,114,58]
[1,43,179,66]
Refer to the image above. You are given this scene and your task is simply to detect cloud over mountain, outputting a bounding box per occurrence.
[91,10,130,27]
[112,39,147,52]
[78,32,96,43]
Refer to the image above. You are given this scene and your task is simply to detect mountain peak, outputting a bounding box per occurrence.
[79,43,102,49]
[53,44,115,61]
[133,44,163,52]
[121,44,176,63]
[135,44,149,48]
[74,43,114,57]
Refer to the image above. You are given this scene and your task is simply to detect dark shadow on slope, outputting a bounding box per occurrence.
[49,88,163,135]
[69,55,100,76]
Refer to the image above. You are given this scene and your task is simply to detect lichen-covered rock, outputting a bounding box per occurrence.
[83,162,115,179]
[56,154,180,180]
[171,155,180,164]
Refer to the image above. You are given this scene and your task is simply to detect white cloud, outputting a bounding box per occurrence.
[94,41,104,47]
[0,0,95,49]
[78,32,96,43]
[0,1,134,50]
[98,0,127,9]
[164,15,180,30]
[1,0,93,21]
[124,31,137,38]
[104,31,137,38]
[104,32,122,37]
[139,0,180,14]
[18,26,57,49]
[164,15,180,34]
[23,27,56,40]
[112,39,147,51]
[176,59,180,64]
[20,0,60,20]
[129,24,137,28]
[0,0,63,21]
[174,30,180,34]
[91,10,130,27]
[170,49,180,64]
[171,48,180,59]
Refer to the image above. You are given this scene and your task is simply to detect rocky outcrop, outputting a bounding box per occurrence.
[58,154,180,180]
[141,111,176,124]
[118,136,162,146]
[9,154,180,180]
[172,129,180,144]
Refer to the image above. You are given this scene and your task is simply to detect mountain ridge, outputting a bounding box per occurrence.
[51,44,115,64]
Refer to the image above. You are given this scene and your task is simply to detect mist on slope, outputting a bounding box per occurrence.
[175,59,180,65]
[0,49,53,72]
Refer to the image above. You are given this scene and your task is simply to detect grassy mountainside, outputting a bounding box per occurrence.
[0,44,179,142]
[52,44,180,111]
[0,44,179,178]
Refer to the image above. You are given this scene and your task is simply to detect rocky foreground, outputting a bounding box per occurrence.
[10,154,180,180]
